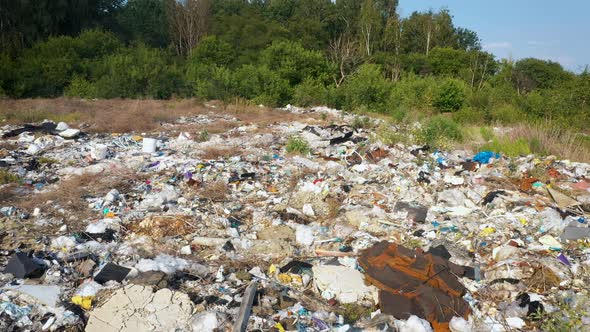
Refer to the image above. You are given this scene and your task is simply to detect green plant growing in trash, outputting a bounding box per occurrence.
[199,130,210,142]
[531,300,589,332]
[0,170,19,184]
[286,136,310,154]
[416,116,463,149]
[351,115,373,130]
[38,157,58,164]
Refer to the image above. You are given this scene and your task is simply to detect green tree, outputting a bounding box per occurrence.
[433,78,466,112]
[359,0,383,57]
[117,0,168,47]
[512,58,573,93]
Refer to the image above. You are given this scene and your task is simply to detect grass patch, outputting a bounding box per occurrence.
[38,157,58,164]
[351,115,373,130]
[417,115,463,149]
[479,126,495,141]
[374,123,409,145]
[0,109,81,124]
[0,170,19,184]
[481,137,531,157]
[286,136,310,154]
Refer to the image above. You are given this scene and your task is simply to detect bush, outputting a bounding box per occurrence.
[92,45,183,99]
[452,106,484,124]
[261,40,331,86]
[233,64,291,106]
[185,63,234,100]
[417,116,463,148]
[189,36,235,67]
[490,104,527,124]
[388,74,437,113]
[340,64,391,113]
[433,78,466,112]
[286,136,310,154]
[292,77,327,106]
[65,76,98,98]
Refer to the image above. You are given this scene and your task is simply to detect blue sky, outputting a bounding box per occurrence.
[398,0,589,72]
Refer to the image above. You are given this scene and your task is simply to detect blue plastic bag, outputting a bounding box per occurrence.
[473,151,500,164]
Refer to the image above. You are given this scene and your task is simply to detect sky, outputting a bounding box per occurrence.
[398,0,589,72]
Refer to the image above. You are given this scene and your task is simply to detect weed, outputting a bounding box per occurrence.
[481,138,531,157]
[337,303,373,324]
[38,157,58,164]
[375,124,409,145]
[479,126,495,142]
[199,130,210,142]
[286,136,310,154]
[417,116,463,149]
[533,300,590,332]
[0,170,19,184]
[351,115,373,130]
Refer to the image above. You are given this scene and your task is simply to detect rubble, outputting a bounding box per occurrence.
[0,106,589,331]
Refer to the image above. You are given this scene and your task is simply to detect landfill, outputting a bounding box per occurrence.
[0,104,589,331]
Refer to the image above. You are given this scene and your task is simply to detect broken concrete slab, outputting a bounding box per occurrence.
[312,265,378,304]
[85,284,193,332]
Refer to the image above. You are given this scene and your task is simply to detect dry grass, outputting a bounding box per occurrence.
[507,123,590,162]
[199,145,241,160]
[199,180,228,202]
[0,98,329,135]
[4,168,143,221]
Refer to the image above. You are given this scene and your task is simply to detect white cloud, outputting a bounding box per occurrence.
[483,42,512,49]
[527,40,549,46]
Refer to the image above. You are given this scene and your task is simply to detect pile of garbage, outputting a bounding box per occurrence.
[0,105,589,331]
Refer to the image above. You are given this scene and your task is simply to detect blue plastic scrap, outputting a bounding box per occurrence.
[473,151,500,164]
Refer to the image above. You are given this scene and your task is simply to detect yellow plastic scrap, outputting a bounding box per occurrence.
[268,264,277,275]
[291,274,303,285]
[479,227,496,237]
[278,273,292,284]
[132,136,143,141]
[105,211,115,218]
[71,296,93,310]
[275,322,286,332]
[519,217,528,226]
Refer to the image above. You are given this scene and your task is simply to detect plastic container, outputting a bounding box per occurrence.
[91,144,108,160]
[142,138,157,153]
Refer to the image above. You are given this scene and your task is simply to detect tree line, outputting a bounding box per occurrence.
[0,0,588,128]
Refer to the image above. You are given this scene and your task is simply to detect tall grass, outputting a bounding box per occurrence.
[477,122,590,162]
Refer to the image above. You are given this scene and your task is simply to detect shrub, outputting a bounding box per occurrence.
[340,64,391,113]
[388,74,437,113]
[452,106,484,124]
[286,136,310,154]
[65,76,98,98]
[490,104,527,124]
[233,64,291,106]
[261,40,331,86]
[189,36,235,67]
[92,45,183,99]
[417,115,463,148]
[292,77,327,106]
[433,78,466,112]
[185,63,234,100]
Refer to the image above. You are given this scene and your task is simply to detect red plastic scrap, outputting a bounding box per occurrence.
[358,241,471,331]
